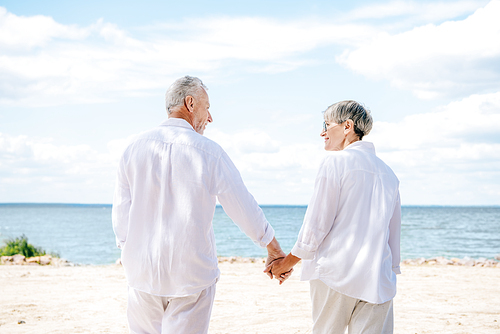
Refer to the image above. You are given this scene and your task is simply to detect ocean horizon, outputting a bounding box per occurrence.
[1,203,499,265]
[2,202,500,207]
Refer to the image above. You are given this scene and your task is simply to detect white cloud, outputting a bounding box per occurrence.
[0,133,118,203]
[366,91,500,204]
[107,134,138,161]
[206,129,280,155]
[2,2,499,206]
[2,89,499,205]
[369,91,500,149]
[207,90,500,205]
[338,0,500,99]
[1,2,498,107]
[0,7,379,107]
[206,128,326,171]
[206,128,326,204]
[0,7,88,49]
[0,128,323,205]
[347,0,488,23]
[176,17,373,60]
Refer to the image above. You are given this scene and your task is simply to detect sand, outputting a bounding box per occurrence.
[1,260,499,334]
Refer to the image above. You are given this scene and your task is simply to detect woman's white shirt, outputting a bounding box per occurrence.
[291,141,401,304]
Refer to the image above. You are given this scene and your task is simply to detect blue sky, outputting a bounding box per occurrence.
[1,0,499,205]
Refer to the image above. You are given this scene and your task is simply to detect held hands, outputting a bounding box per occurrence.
[264,237,290,284]
[264,237,300,285]
[264,253,301,285]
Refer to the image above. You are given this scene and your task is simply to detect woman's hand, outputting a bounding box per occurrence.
[264,253,301,284]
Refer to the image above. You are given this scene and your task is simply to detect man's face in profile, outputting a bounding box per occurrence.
[191,88,212,135]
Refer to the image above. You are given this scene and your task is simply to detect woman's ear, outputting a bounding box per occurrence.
[344,119,354,134]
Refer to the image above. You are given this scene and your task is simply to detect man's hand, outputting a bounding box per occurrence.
[265,237,286,269]
[264,253,301,285]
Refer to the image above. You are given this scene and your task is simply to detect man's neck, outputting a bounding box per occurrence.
[169,107,193,128]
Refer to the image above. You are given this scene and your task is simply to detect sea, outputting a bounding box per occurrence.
[0,204,499,265]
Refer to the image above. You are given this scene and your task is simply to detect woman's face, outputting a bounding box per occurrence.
[321,120,346,151]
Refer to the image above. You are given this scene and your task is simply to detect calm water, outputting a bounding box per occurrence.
[0,204,499,265]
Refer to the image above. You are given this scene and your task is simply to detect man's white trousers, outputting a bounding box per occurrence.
[127,284,216,334]
[310,279,393,334]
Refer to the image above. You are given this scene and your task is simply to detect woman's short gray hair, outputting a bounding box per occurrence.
[165,76,208,113]
[323,100,373,139]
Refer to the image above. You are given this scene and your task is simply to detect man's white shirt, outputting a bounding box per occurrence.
[291,141,401,304]
[112,118,274,297]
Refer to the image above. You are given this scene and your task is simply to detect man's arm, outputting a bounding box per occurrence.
[111,159,131,249]
[215,152,278,249]
[388,190,402,275]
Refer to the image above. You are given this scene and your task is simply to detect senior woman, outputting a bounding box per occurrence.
[266,100,401,334]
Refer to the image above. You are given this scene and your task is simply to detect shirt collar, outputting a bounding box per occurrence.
[344,141,376,155]
[159,118,195,131]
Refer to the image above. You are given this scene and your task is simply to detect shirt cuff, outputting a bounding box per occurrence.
[257,224,275,248]
[116,237,124,250]
[392,265,401,275]
[291,243,315,260]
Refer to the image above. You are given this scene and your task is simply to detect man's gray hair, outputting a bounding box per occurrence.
[324,100,373,140]
[165,76,208,113]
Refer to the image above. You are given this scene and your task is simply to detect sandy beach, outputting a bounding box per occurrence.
[1,260,499,334]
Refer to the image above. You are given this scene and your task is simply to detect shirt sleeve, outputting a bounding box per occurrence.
[111,157,131,250]
[215,152,275,248]
[389,190,402,274]
[291,158,340,260]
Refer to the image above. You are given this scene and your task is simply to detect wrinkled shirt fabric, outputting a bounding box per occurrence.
[291,141,401,304]
[112,118,274,297]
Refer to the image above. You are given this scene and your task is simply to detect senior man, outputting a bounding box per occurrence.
[112,75,285,334]
[266,100,401,334]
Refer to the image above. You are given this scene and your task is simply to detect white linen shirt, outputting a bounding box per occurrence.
[291,141,401,304]
[112,118,275,297]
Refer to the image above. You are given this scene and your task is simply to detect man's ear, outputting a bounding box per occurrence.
[184,96,195,112]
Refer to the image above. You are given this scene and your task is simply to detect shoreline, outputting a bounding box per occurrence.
[217,255,500,267]
[1,261,499,333]
[2,255,500,267]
